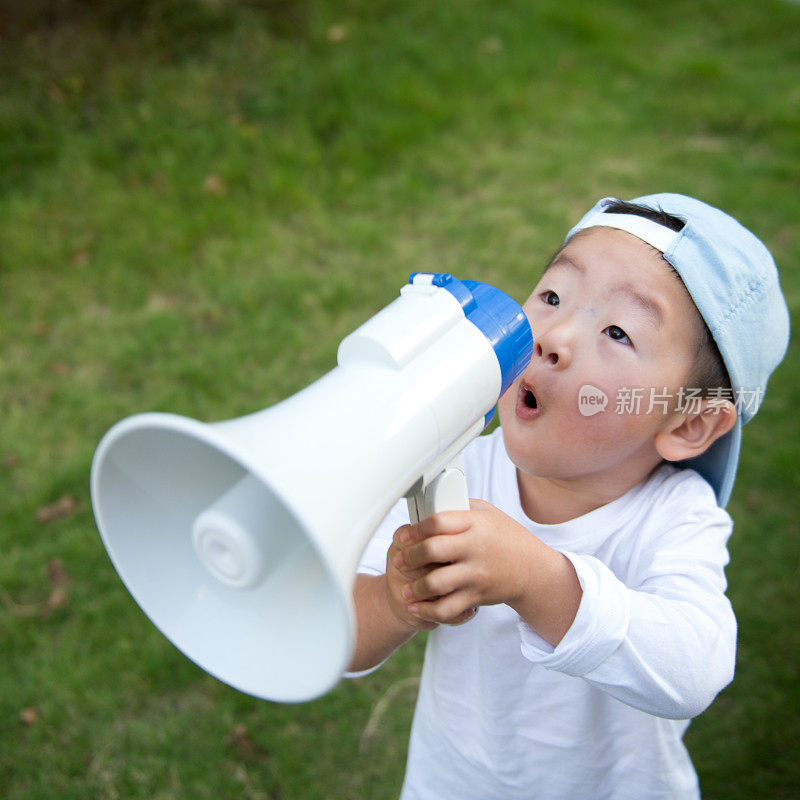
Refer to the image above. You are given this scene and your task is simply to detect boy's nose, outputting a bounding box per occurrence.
[533,324,573,369]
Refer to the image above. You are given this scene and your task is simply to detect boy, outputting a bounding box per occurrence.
[346,194,790,799]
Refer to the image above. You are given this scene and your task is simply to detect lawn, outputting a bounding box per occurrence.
[1,1,798,797]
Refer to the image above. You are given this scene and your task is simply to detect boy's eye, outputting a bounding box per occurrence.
[604,325,632,345]
[541,290,560,307]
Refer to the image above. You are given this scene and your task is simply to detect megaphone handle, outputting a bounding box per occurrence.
[406,456,470,524]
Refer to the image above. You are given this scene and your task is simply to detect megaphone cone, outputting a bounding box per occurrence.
[92,412,356,703]
[91,274,533,702]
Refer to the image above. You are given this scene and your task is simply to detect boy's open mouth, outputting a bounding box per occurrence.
[516,381,542,419]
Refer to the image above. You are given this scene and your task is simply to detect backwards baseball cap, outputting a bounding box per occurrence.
[565,193,790,507]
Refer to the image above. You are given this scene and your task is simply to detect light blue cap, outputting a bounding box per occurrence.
[567,193,790,507]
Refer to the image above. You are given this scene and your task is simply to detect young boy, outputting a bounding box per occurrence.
[346,193,790,799]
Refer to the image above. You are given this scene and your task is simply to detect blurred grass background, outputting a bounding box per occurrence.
[0,0,798,797]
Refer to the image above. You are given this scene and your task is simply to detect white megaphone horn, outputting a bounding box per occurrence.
[91,273,533,703]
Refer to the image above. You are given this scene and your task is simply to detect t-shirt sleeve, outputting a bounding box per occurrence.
[517,477,736,720]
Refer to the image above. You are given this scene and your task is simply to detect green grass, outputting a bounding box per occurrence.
[1,0,799,797]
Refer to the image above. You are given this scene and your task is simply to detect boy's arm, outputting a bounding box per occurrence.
[348,525,479,673]
[347,574,420,673]
[534,519,737,719]
[395,501,582,646]
[345,498,425,674]
[397,495,736,719]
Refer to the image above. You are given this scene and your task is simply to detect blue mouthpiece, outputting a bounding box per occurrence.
[408,273,533,397]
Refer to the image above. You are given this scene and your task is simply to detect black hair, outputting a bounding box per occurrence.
[601,198,686,233]
[583,199,731,399]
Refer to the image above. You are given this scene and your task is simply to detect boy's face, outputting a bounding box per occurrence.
[498,227,702,491]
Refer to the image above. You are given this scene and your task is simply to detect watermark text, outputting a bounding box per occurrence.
[578,386,760,417]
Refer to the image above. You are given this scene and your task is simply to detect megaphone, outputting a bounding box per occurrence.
[91,273,532,702]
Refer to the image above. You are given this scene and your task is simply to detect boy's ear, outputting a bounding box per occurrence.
[655,400,738,463]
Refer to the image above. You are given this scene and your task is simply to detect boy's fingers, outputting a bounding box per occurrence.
[408,589,477,626]
[401,534,463,571]
[404,563,467,603]
[391,559,436,581]
[393,512,471,547]
[392,525,414,548]
[444,606,478,627]
[418,511,471,538]
[388,541,434,579]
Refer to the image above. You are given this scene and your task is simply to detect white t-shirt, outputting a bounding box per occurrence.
[353,428,736,800]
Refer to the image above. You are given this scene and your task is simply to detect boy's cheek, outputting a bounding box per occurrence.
[496,381,533,429]
[496,382,518,420]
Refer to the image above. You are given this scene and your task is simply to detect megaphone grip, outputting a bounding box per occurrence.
[406,457,470,524]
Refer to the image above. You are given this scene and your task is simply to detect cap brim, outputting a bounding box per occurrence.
[681,414,742,508]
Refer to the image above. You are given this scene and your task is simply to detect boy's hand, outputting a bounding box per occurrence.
[393,500,531,621]
[384,532,437,631]
[394,500,582,646]
[385,526,476,630]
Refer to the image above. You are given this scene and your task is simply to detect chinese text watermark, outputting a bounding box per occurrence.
[578,385,761,418]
